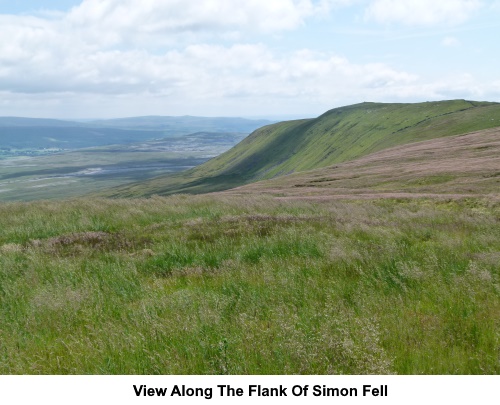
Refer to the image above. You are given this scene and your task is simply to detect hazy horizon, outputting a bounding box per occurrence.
[0,113,306,121]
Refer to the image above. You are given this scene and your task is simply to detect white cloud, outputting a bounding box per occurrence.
[365,0,482,26]
[0,1,355,56]
[0,30,418,99]
[65,0,316,41]
[0,3,417,101]
[0,13,423,117]
[371,72,495,102]
[59,0,366,48]
[1,38,496,118]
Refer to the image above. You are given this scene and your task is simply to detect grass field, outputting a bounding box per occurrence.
[0,195,498,374]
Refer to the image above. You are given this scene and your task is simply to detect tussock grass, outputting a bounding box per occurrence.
[0,196,499,374]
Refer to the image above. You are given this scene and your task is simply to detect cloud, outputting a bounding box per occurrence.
[0,12,422,117]
[1,35,496,118]
[0,1,415,100]
[2,1,413,108]
[0,1,356,54]
[0,9,489,117]
[365,0,482,26]
[0,0,497,118]
[64,0,319,42]
[0,30,418,99]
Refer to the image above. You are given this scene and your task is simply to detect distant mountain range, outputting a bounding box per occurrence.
[100,99,500,197]
[0,116,273,150]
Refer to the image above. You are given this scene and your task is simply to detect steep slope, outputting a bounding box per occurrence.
[103,100,500,197]
[223,127,500,199]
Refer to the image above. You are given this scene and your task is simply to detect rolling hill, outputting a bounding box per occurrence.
[102,99,500,198]
[0,116,271,151]
[0,117,79,127]
[86,116,273,132]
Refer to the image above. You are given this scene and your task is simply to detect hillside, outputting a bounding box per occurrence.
[224,127,500,199]
[1,190,499,374]
[103,100,500,197]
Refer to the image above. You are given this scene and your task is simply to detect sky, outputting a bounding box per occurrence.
[0,0,499,119]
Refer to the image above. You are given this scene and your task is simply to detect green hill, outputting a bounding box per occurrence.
[224,127,500,198]
[102,100,500,197]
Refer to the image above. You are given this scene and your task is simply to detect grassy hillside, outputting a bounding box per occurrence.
[103,99,500,197]
[225,127,500,199]
[0,195,499,374]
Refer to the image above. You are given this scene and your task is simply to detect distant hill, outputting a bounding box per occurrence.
[102,99,500,197]
[0,116,271,151]
[0,126,169,150]
[86,116,273,133]
[0,117,80,127]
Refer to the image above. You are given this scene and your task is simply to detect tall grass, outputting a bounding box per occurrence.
[0,196,498,374]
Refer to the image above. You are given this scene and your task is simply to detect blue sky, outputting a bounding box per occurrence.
[0,0,499,118]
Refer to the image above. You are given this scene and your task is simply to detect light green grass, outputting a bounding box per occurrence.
[1,195,498,374]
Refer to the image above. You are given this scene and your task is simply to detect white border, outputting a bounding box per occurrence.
[1,375,498,404]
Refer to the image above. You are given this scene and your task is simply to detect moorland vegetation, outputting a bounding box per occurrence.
[0,100,499,374]
[0,195,498,374]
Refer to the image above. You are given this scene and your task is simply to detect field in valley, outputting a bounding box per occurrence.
[0,132,246,201]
